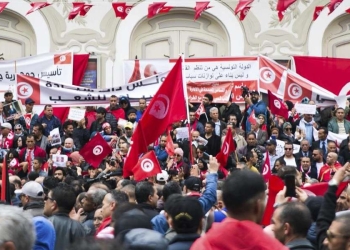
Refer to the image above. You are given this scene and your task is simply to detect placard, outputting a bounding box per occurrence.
[295,103,316,115]
[50,128,61,146]
[3,101,23,121]
[176,127,189,141]
[52,154,68,167]
[276,139,301,157]
[68,108,86,121]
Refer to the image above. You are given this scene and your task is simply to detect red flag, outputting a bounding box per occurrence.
[268,90,288,119]
[159,6,173,13]
[248,110,257,125]
[328,0,343,15]
[148,2,167,18]
[79,4,93,16]
[17,74,41,104]
[1,155,11,203]
[165,130,174,156]
[26,2,51,15]
[234,0,253,15]
[23,113,32,130]
[54,52,72,65]
[259,55,287,96]
[0,2,8,14]
[194,103,205,120]
[194,1,211,21]
[132,151,162,181]
[79,133,112,168]
[216,128,235,167]
[262,175,284,226]
[283,72,312,103]
[112,3,132,19]
[346,8,350,13]
[239,6,251,21]
[262,152,271,182]
[313,6,325,21]
[123,57,186,177]
[68,2,84,20]
[277,0,297,21]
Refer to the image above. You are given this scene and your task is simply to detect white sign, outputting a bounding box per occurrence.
[68,108,86,121]
[52,154,68,167]
[50,128,61,146]
[117,118,128,128]
[176,127,189,141]
[276,139,301,157]
[0,52,74,84]
[123,57,259,85]
[295,103,317,115]
[197,136,208,146]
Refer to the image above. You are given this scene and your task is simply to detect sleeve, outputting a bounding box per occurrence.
[328,120,334,133]
[30,114,39,131]
[198,173,218,214]
[316,185,338,250]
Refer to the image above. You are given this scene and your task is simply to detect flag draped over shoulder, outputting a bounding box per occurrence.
[123,57,187,177]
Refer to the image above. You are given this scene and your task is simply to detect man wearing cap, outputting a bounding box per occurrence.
[127,108,137,124]
[90,107,108,135]
[244,90,267,134]
[15,97,38,134]
[124,122,133,143]
[119,96,132,120]
[266,139,279,168]
[0,122,14,149]
[20,181,45,217]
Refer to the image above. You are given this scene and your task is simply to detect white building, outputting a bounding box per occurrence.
[1,0,349,88]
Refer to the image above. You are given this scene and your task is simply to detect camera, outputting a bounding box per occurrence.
[241,86,250,98]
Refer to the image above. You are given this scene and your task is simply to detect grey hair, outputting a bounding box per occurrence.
[0,205,35,250]
[88,188,108,206]
[210,107,219,113]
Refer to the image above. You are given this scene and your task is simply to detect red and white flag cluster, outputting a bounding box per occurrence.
[68,2,93,20]
[112,3,133,19]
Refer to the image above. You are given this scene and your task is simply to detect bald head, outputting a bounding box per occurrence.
[326,152,338,165]
[64,138,74,149]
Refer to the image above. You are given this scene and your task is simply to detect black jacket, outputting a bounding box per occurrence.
[168,233,200,250]
[221,103,242,124]
[138,203,159,222]
[316,185,338,250]
[73,127,90,150]
[285,238,315,250]
[48,213,86,250]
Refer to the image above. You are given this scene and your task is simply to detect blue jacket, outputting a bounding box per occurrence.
[154,145,168,162]
[152,173,218,234]
[37,115,63,137]
[136,110,144,122]
[246,100,267,132]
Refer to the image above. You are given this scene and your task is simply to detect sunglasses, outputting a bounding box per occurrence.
[15,129,21,131]
[284,148,293,151]
[285,128,292,131]
[175,154,182,157]
[44,196,55,202]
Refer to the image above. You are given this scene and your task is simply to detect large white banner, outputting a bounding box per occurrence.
[0,52,73,86]
[123,57,259,85]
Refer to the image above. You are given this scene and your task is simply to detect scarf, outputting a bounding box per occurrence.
[26,148,35,171]
[299,118,314,144]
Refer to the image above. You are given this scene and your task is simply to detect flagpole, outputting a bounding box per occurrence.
[181,54,194,164]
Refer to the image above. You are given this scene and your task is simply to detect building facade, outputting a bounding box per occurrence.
[1,0,350,88]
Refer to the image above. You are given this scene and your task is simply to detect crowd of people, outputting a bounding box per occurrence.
[1,88,350,250]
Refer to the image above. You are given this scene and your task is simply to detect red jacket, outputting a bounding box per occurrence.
[191,218,288,250]
[106,107,125,121]
[19,146,46,163]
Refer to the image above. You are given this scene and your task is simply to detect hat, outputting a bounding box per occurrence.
[125,122,133,130]
[96,107,107,114]
[266,140,277,146]
[14,124,23,130]
[1,122,12,130]
[102,122,111,130]
[185,176,202,192]
[127,108,137,116]
[174,148,184,157]
[25,98,35,104]
[119,96,128,103]
[156,170,169,182]
[250,90,259,95]
[4,90,12,95]
[22,181,44,199]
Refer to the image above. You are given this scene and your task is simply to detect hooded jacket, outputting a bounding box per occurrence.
[190,218,288,250]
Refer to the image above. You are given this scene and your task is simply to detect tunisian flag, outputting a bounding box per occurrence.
[239,7,251,21]
[194,103,205,120]
[165,129,174,156]
[259,55,287,97]
[148,2,167,18]
[194,1,211,20]
[234,0,253,15]
[123,57,187,177]
[112,3,133,19]
[328,0,343,15]
[313,6,325,21]
[283,71,312,103]
[268,90,288,119]
[276,0,297,21]
[216,128,235,167]
[0,2,8,14]
[132,151,162,181]
[262,152,271,182]
[26,2,51,15]
[79,133,112,168]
